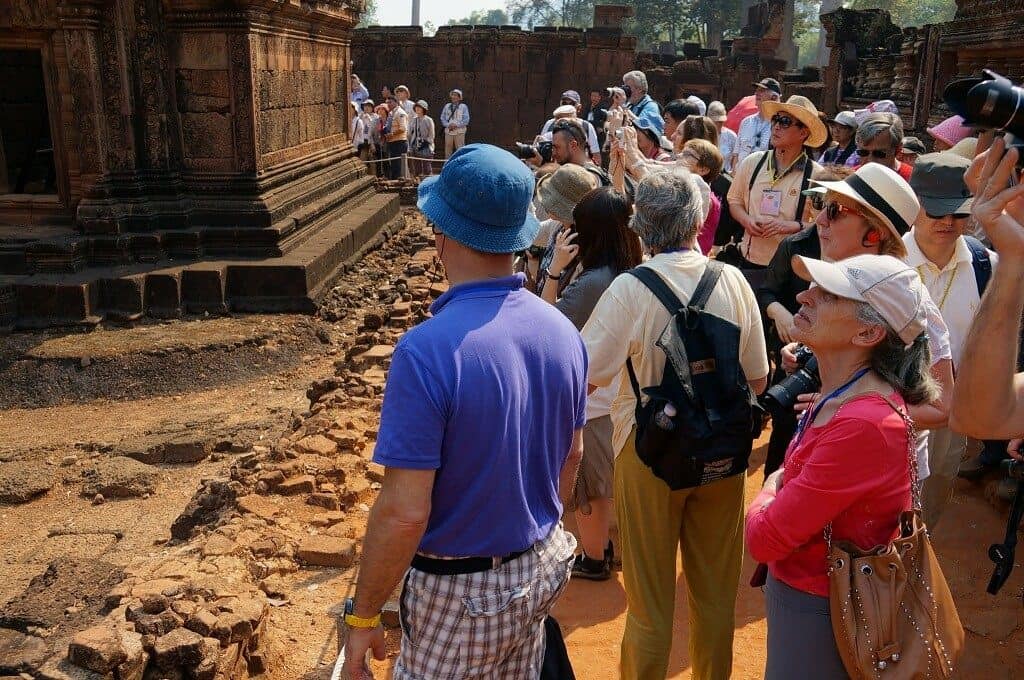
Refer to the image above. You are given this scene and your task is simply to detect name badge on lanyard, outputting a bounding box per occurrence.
[760,189,783,217]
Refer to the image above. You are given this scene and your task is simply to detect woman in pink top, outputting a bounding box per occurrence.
[746,254,939,679]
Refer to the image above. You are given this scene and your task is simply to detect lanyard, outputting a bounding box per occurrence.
[766,151,806,189]
[916,264,957,310]
[792,367,871,448]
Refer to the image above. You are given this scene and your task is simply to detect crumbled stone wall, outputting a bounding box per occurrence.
[351,25,637,150]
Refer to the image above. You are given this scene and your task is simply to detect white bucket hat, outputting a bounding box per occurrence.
[810,163,920,254]
[792,254,928,347]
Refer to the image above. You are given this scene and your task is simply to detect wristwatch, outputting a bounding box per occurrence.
[543,268,562,280]
[343,598,381,629]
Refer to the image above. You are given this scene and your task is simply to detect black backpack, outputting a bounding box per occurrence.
[625,261,764,489]
[963,235,992,295]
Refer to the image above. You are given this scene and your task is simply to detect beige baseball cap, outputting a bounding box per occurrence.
[792,254,928,347]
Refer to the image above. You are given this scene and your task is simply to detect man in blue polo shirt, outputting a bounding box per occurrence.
[341,144,588,680]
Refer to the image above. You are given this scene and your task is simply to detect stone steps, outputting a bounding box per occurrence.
[1,192,401,330]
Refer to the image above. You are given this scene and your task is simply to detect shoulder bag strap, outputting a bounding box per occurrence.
[624,266,686,406]
[689,260,724,310]
[963,235,992,296]
[748,151,770,193]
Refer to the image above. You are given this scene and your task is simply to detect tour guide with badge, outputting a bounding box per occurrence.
[726,95,827,284]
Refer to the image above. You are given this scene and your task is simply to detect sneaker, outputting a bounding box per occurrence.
[571,552,611,581]
[958,455,999,481]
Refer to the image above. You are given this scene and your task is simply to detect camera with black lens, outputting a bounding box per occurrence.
[513,141,553,165]
[1004,457,1024,481]
[761,346,820,418]
[944,70,1024,166]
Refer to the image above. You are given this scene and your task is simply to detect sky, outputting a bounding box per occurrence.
[376,0,508,28]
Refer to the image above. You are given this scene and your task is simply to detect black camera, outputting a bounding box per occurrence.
[761,346,820,418]
[514,141,553,164]
[944,70,1024,165]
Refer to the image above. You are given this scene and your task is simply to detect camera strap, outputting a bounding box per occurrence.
[987,472,1024,595]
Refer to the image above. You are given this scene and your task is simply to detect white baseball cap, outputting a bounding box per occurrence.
[553,104,577,118]
[707,101,728,122]
[831,110,858,128]
[792,254,928,347]
[686,95,707,116]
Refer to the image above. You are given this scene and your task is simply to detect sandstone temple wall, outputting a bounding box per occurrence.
[351,25,638,151]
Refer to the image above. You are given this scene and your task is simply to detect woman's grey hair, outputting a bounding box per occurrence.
[856,303,939,405]
[623,70,648,93]
[855,113,904,151]
[630,167,705,252]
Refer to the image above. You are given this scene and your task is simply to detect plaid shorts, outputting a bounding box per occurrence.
[394,524,576,679]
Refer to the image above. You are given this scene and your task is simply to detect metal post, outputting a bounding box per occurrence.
[411,0,420,26]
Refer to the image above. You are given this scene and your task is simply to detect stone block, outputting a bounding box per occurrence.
[160,438,211,464]
[307,492,340,511]
[274,474,316,495]
[212,613,252,645]
[151,628,204,669]
[527,72,549,101]
[101,275,144,320]
[296,536,356,568]
[181,112,233,159]
[173,34,229,70]
[293,434,337,456]
[181,267,226,314]
[68,625,126,674]
[0,628,47,675]
[144,271,181,318]
[185,609,219,639]
[132,611,182,637]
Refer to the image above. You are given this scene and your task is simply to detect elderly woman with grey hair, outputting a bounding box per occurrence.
[622,69,660,120]
[581,166,769,678]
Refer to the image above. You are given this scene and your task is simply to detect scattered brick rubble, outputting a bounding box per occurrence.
[0,214,444,679]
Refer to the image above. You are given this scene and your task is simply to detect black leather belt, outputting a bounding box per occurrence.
[411,548,529,576]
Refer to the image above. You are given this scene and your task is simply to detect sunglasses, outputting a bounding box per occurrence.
[771,114,805,130]
[822,200,862,222]
[924,212,971,220]
[856,148,890,159]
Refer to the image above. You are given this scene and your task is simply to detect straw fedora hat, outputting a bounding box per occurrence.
[810,162,920,255]
[760,95,829,148]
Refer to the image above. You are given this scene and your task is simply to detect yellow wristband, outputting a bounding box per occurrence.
[344,611,381,629]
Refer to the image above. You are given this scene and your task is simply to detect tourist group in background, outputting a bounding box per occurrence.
[338,65,1024,680]
[349,74,470,181]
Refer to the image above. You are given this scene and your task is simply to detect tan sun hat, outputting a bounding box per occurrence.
[707,101,728,123]
[792,254,928,347]
[537,165,598,224]
[760,95,829,148]
[810,162,920,256]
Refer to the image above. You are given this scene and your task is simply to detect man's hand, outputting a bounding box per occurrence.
[760,219,801,237]
[1009,438,1024,462]
[770,307,797,344]
[971,138,1024,258]
[341,626,386,679]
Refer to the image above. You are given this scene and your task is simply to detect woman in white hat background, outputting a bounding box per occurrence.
[725,94,827,285]
[707,100,738,173]
[820,111,858,166]
[408,99,436,178]
[747,253,940,679]
[780,163,956,494]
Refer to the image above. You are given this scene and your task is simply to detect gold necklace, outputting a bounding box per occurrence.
[916,264,957,310]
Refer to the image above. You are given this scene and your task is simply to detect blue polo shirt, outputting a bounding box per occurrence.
[374,274,588,557]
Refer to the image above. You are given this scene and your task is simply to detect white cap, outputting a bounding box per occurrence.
[553,104,577,118]
[686,95,707,116]
[707,101,728,122]
[792,254,928,347]
[832,110,858,128]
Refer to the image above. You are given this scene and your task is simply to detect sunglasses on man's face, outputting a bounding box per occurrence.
[771,114,805,130]
[924,212,971,221]
[856,148,890,159]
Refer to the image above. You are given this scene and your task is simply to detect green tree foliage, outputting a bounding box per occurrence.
[449,8,512,25]
[506,0,595,28]
[356,0,378,28]
[846,0,956,27]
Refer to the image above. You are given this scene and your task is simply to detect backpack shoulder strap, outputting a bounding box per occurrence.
[689,260,724,311]
[626,266,685,314]
[963,235,992,295]
[748,151,770,192]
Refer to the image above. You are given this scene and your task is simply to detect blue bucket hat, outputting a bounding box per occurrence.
[417,144,540,254]
[634,110,666,137]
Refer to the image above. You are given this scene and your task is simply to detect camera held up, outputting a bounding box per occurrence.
[761,346,821,418]
[944,70,1024,164]
[514,140,553,165]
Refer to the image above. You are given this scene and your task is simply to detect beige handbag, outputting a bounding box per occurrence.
[826,397,964,679]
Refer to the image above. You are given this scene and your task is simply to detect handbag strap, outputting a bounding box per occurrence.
[823,392,920,551]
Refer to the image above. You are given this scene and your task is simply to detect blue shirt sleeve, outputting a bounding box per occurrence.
[440,104,451,127]
[373,342,448,470]
[576,335,589,430]
[461,104,470,126]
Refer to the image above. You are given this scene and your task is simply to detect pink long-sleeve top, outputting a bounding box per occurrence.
[745,393,912,597]
[697,191,721,255]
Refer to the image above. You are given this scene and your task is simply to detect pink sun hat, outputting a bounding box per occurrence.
[927,115,973,149]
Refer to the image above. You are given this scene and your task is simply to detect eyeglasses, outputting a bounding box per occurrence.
[924,212,971,221]
[771,114,805,130]
[856,148,890,159]
[807,192,826,212]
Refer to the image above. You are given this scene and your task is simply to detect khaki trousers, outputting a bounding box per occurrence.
[921,427,968,529]
[615,430,745,680]
[445,131,466,158]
